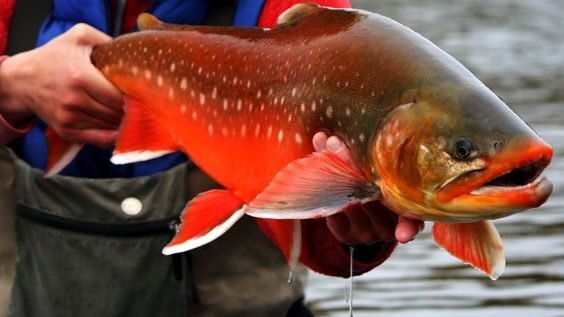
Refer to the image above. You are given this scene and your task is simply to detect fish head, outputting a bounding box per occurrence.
[372,84,553,222]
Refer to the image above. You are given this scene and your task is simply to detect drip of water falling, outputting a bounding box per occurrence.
[345,245,354,317]
[288,269,294,284]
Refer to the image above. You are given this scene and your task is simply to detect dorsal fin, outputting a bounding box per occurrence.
[137,13,162,31]
[277,3,320,26]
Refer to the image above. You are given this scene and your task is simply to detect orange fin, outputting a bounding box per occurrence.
[137,13,162,30]
[45,127,83,177]
[245,150,379,219]
[162,190,245,255]
[433,221,505,280]
[111,97,178,165]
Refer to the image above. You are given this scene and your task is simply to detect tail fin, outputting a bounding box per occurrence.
[44,128,83,176]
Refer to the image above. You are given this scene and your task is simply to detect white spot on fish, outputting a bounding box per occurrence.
[278,130,284,143]
[221,127,228,136]
[145,70,151,80]
[170,63,176,72]
[312,101,317,112]
[359,133,365,142]
[192,111,197,120]
[346,108,351,116]
[241,124,247,136]
[267,126,273,138]
[180,104,187,113]
[190,89,196,99]
[300,103,305,112]
[233,77,238,85]
[326,106,333,118]
[131,66,138,75]
[157,76,163,87]
[256,90,262,98]
[212,87,218,99]
[200,93,206,105]
[247,80,251,88]
[168,87,174,99]
[295,133,302,144]
[291,87,297,97]
[198,67,202,75]
[208,124,214,135]
[281,96,285,105]
[237,99,242,111]
[254,124,261,137]
[223,99,228,110]
[180,78,188,90]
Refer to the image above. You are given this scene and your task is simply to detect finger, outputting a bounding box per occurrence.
[395,216,424,244]
[312,131,328,152]
[326,136,354,164]
[82,66,124,110]
[77,94,123,127]
[362,203,397,242]
[326,212,351,242]
[341,207,377,244]
[70,129,118,147]
[70,23,113,46]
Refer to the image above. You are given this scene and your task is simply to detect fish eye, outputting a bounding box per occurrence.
[453,138,475,160]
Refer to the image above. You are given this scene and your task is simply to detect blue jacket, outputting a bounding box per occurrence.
[13,0,265,178]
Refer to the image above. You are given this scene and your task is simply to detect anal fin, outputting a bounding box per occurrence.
[111,96,179,165]
[163,190,245,255]
[245,150,380,219]
[45,127,83,176]
[433,220,505,280]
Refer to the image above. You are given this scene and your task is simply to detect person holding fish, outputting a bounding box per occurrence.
[0,0,425,316]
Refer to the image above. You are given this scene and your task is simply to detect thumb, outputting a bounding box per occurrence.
[68,23,113,46]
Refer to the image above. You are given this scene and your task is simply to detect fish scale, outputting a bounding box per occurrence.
[45,4,553,280]
[92,10,382,200]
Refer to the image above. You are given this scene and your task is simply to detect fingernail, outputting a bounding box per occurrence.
[326,137,344,152]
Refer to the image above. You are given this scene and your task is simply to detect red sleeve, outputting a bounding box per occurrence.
[0,0,16,54]
[257,218,397,278]
[258,0,351,28]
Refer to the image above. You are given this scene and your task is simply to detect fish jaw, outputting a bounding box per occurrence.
[436,137,553,221]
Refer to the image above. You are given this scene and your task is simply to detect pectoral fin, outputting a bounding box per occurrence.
[432,220,505,280]
[163,190,245,255]
[245,150,380,219]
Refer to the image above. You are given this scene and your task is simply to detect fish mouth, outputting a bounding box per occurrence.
[437,143,553,213]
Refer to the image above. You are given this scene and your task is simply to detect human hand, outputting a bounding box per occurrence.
[0,24,123,146]
[312,132,424,245]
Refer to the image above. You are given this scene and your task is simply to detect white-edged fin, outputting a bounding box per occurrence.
[433,220,505,280]
[245,150,380,219]
[112,96,179,165]
[111,150,174,165]
[162,189,245,255]
[163,207,245,255]
[44,127,83,177]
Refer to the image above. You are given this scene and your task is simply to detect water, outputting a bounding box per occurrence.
[306,1,564,316]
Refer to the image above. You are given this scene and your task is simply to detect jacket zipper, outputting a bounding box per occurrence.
[17,204,179,237]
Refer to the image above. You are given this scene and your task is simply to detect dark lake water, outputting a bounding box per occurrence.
[306,1,564,316]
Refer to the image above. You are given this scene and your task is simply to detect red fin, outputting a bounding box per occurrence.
[433,221,505,280]
[162,190,245,255]
[45,127,83,177]
[245,150,379,219]
[111,97,178,165]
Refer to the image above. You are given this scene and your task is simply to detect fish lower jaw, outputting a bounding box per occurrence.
[469,175,552,206]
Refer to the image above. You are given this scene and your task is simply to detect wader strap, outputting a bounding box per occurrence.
[0,146,16,317]
[6,0,52,55]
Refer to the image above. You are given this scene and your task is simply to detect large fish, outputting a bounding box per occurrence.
[47,4,553,279]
